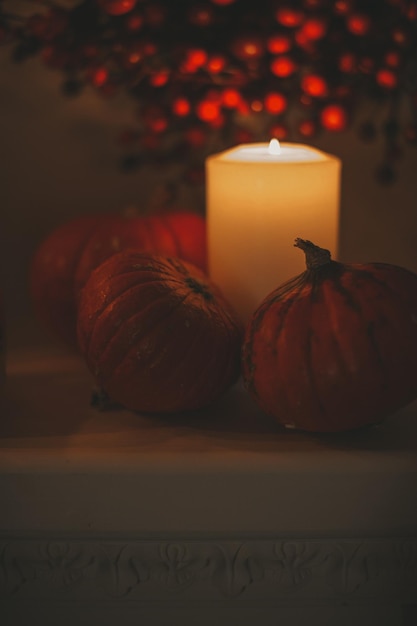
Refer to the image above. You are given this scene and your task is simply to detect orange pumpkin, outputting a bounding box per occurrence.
[77,250,243,413]
[30,211,207,347]
[243,238,417,432]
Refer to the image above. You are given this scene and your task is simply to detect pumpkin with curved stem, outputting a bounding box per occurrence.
[243,238,417,432]
[30,211,207,347]
[77,250,242,413]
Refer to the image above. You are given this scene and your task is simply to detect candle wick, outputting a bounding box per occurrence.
[268,138,281,155]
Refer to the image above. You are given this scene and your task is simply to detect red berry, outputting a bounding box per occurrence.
[97,1,137,17]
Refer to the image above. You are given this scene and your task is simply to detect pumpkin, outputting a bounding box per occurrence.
[30,211,207,347]
[242,238,417,433]
[77,250,243,413]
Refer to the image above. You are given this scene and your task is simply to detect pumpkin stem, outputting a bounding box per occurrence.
[294,238,332,270]
[185,276,214,302]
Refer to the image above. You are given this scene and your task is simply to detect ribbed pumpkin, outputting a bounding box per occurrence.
[30,211,207,347]
[243,238,417,433]
[77,250,243,413]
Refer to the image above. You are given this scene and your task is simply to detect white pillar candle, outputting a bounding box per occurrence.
[206,140,341,322]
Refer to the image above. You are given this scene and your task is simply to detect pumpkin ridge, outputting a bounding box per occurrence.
[340,269,404,376]
[305,325,329,427]
[328,275,391,390]
[321,279,357,384]
[89,254,215,373]
[310,283,346,428]
[92,306,185,397]
[157,319,220,408]
[92,289,192,375]
[110,291,232,411]
[92,253,178,294]
[272,294,321,428]
[327,272,361,313]
[351,269,417,393]
[247,277,298,339]
[267,294,307,424]
[270,274,316,360]
[326,272,404,421]
[115,297,194,374]
[80,278,171,354]
[362,262,417,279]
[267,273,309,305]
[305,280,359,430]
[365,319,390,389]
[166,255,194,276]
[128,264,179,283]
[79,266,171,337]
[82,254,179,298]
[355,265,417,310]
[244,292,298,400]
[129,254,183,277]
[84,293,169,369]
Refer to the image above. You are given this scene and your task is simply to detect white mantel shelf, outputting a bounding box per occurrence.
[1,345,417,626]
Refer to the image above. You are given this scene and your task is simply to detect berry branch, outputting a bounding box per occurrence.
[1,0,417,186]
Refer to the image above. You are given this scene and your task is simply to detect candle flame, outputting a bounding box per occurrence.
[268,138,281,155]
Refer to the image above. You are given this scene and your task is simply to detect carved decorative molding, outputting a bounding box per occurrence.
[1,537,417,604]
